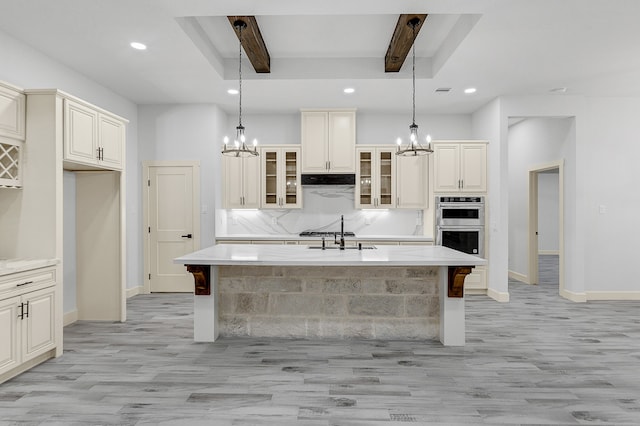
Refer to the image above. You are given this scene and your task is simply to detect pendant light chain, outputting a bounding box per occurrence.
[412,21,416,126]
[238,22,243,128]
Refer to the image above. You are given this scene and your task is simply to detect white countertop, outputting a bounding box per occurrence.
[175,244,485,267]
[216,234,434,242]
[0,258,59,276]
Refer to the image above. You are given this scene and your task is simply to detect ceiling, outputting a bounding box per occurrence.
[1,0,640,115]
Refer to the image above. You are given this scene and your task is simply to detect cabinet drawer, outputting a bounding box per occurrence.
[0,267,56,296]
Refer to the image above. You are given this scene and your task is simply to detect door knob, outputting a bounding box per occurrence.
[181,234,193,239]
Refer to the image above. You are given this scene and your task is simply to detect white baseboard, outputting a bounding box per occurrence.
[508,270,529,284]
[539,250,560,255]
[560,288,587,302]
[63,310,78,326]
[126,286,144,298]
[487,288,509,302]
[586,291,640,301]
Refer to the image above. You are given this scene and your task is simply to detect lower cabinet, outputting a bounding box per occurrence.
[0,286,55,376]
[0,267,57,381]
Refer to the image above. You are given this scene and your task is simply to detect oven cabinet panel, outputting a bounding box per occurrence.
[434,142,486,193]
[464,265,487,291]
[355,146,396,209]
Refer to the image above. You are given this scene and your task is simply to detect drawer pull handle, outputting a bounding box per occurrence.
[17,281,33,287]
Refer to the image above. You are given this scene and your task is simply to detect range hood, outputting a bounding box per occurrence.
[301,174,356,186]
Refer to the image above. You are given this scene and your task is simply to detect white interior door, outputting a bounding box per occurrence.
[147,164,200,293]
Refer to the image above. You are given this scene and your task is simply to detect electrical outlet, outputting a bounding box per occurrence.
[232,216,238,225]
[599,205,607,214]
[364,217,371,225]
[271,217,278,225]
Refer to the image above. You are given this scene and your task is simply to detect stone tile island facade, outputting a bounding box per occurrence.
[217,266,440,340]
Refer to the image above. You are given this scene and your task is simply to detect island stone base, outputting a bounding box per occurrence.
[216,265,440,340]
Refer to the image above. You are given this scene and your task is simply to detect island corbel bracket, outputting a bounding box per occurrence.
[186,265,211,295]
[447,266,473,298]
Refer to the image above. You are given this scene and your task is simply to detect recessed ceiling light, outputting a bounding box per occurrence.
[550,87,567,93]
[464,87,477,94]
[130,42,147,50]
[343,88,355,94]
[227,89,239,95]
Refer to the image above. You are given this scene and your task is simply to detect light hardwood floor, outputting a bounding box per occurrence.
[1,255,639,425]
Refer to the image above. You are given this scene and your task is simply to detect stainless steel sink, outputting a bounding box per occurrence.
[308,245,376,250]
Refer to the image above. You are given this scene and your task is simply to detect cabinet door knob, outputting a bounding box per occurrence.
[181,234,193,239]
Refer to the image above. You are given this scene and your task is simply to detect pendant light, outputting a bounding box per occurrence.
[396,17,432,157]
[222,19,259,158]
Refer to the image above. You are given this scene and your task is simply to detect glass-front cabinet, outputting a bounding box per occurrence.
[355,146,396,209]
[260,145,301,209]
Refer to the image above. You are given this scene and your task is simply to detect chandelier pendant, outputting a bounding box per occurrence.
[222,19,259,158]
[396,17,432,157]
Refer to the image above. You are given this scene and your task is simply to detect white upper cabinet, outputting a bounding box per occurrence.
[433,142,487,193]
[0,83,25,141]
[260,146,301,209]
[64,98,125,171]
[98,114,125,170]
[223,154,260,209]
[64,100,99,165]
[301,109,355,173]
[356,146,396,209]
[0,83,25,188]
[396,154,429,209]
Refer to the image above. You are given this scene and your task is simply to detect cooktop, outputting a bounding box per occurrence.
[299,231,356,237]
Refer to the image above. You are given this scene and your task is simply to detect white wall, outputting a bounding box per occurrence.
[138,104,226,249]
[507,118,571,276]
[0,29,141,300]
[538,172,559,253]
[471,98,508,300]
[582,97,640,294]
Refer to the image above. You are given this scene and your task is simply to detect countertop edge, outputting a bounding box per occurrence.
[216,235,435,242]
[0,258,60,277]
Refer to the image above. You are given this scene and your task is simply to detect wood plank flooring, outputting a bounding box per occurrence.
[2,255,640,425]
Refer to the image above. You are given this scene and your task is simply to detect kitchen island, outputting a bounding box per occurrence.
[175,244,486,346]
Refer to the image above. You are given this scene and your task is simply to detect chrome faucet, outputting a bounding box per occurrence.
[339,215,345,250]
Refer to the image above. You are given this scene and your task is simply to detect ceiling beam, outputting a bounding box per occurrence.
[227,16,271,73]
[384,14,428,73]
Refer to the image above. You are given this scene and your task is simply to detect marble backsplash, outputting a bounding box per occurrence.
[217,186,425,236]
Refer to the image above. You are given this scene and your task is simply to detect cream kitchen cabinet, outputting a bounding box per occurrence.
[0,82,25,141]
[0,266,57,381]
[355,146,395,209]
[301,109,356,173]
[261,145,301,209]
[433,142,487,193]
[396,154,429,208]
[223,154,260,209]
[64,99,125,170]
[0,82,25,188]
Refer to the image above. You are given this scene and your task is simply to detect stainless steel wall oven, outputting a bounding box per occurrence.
[435,196,485,257]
